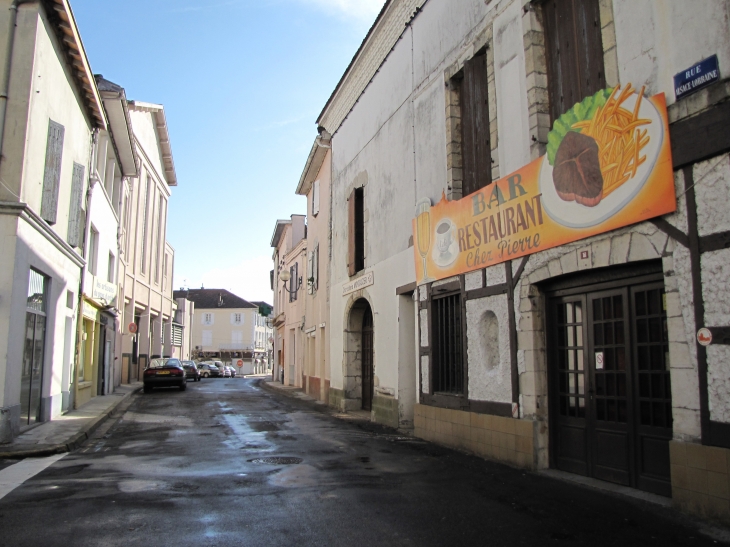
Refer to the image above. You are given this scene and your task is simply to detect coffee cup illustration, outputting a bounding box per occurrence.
[436,221,453,254]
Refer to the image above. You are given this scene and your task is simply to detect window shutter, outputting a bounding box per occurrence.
[307,251,314,295]
[294,262,298,301]
[41,120,65,224]
[289,265,295,302]
[543,0,605,122]
[67,162,85,247]
[460,53,491,196]
[347,187,356,276]
[312,180,320,216]
[314,243,319,291]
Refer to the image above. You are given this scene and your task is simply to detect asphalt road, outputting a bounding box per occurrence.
[0,377,726,547]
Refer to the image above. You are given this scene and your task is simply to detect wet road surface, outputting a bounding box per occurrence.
[0,377,726,546]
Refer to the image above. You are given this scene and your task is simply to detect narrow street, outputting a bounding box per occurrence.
[0,378,724,547]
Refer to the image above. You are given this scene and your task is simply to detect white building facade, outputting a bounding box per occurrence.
[317,0,730,523]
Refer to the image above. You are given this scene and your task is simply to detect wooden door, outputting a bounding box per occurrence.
[362,307,374,411]
[548,277,672,496]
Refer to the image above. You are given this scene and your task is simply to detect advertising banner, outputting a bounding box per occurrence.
[413,86,676,285]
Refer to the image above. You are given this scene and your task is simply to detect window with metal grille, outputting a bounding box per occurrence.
[432,293,464,394]
[542,0,606,122]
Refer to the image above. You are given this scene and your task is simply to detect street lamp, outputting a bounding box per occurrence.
[279,269,302,295]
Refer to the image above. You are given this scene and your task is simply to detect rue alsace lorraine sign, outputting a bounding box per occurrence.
[413,85,676,285]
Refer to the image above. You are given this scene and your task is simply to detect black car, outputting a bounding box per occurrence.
[197,363,221,378]
[143,358,187,392]
[182,361,201,382]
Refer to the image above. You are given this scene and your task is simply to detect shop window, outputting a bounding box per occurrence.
[41,120,64,224]
[542,0,606,122]
[348,187,364,276]
[432,292,464,394]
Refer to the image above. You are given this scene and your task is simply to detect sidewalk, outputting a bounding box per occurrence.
[0,383,142,459]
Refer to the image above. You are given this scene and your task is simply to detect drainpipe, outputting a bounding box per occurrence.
[0,0,32,172]
[73,129,99,408]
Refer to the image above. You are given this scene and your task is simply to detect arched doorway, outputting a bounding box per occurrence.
[361,306,374,411]
[343,298,374,412]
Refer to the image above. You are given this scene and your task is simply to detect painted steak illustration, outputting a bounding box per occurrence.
[552,131,604,207]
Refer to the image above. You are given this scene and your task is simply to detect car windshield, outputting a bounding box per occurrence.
[148,358,181,369]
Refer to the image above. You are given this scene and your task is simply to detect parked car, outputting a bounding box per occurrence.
[221,366,231,378]
[182,361,200,382]
[143,358,186,392]
[197,363,220,378]
[229,366,236,378]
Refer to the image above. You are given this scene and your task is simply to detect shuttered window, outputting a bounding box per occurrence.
[41,120,65,224]
[543,0,606,122]
[460,52,491,196]
[347,187,364,276]
[67,162,85,247]
[312,180,320,216]
[313,243,319,292]
[307,244,320,294]
[289,262,298,302]
[171,323,183,346]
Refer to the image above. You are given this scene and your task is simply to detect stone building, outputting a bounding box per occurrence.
[314,0,730,523]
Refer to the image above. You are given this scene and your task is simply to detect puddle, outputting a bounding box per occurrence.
[118,479,164,493]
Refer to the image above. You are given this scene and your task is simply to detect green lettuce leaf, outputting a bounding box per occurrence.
[546,87,614,165]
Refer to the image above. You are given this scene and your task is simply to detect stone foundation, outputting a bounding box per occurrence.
[671,441,730,524]
[414,404,535,469]
[372,394,399,428]
[329,387,345,412]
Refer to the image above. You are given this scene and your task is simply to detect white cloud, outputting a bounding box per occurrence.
[176,255,274,304]
[297,0,386,22]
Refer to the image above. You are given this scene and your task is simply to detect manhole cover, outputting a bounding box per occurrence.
[248,457,303,465]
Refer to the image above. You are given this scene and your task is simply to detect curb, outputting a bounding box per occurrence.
[0,385,142,459]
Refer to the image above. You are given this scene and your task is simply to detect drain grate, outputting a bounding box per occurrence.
[248,457,303,465]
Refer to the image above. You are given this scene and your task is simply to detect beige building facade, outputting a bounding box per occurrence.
[295,135,332,402]
[271,215,306,387]
[116,101,177,383]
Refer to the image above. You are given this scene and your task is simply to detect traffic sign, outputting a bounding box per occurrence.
[128,323,138,334]
[237,359,243,367]
[698,328,712,346]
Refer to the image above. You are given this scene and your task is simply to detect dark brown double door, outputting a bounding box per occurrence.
[548,276,672,496]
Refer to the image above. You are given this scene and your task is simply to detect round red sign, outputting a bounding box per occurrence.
[237,359,243,367]
[128,322,138,334]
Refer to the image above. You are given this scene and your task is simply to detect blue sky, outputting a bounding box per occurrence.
[72,0,386,303]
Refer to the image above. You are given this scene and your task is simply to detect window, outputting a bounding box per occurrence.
[542,0,606,122]
[67,162,85,247]
[154,195,165,284]
[41,120,65,224]
[233,313,242,324]
[312,180,320,216]
[454,52,491,196]
[202,330,212,347]
[347,187,364,276]
[232,331,243,346]
[203,313,213,325]
[289,262,298,302]
[88,226,99,276]
[432,292,464,394]
[107,253,115,283]
[140,175,151,273]
[307,244,320,294]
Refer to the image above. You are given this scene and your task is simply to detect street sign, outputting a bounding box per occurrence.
[595,352,605,370]
[128,322,138,334]
[674,55,720,100]
[237,359,243,367]
[697,328,712,346]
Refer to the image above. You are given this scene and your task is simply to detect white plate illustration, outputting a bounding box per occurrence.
[432,218,459,268]
[539,93,664,228]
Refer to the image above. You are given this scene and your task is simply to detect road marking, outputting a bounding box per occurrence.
[0,453,66,501]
